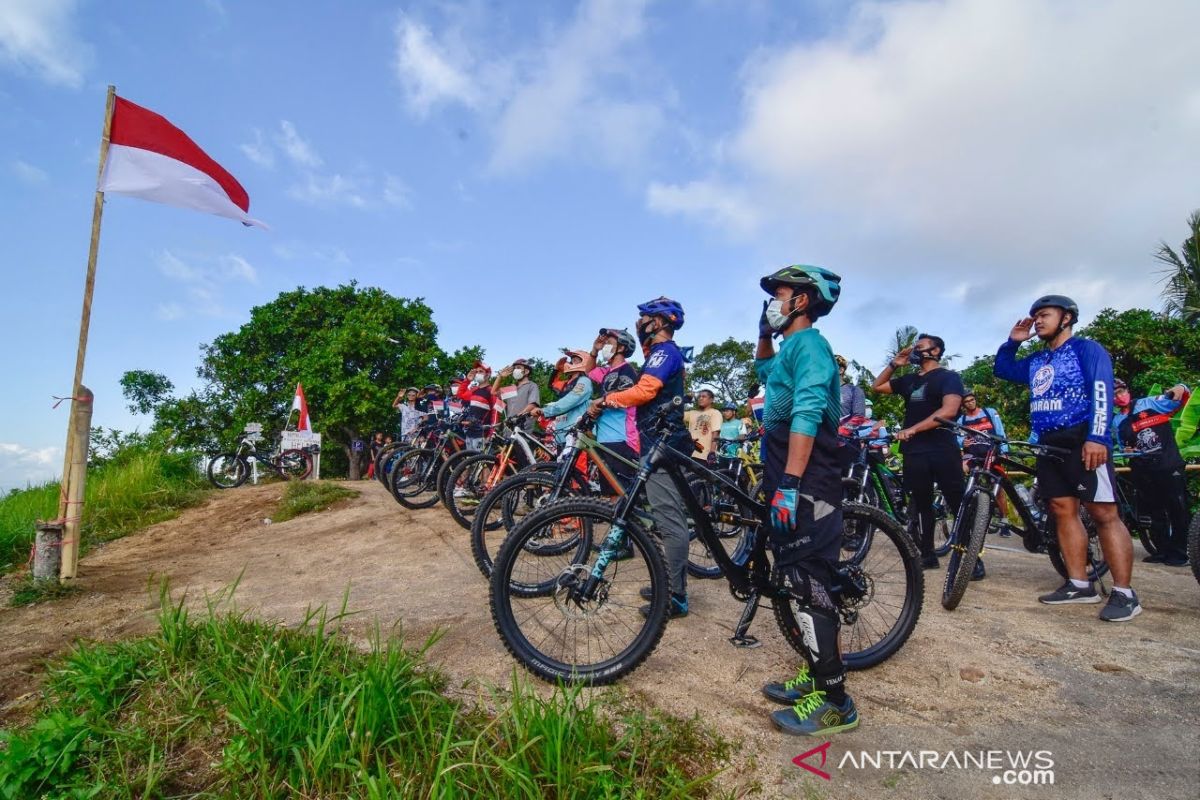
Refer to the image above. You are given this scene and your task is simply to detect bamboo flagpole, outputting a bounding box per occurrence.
[57,84,116,580]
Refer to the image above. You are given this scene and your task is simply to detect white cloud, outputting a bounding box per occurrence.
[651,0,1200,309]
[383,175,411,208]
[272,242,351,266]
[222,254,258,284]
[276,120,323,168]
[0,0,89,88]
[288,173,368,208]
[11,158,48,185]
[489,0,657,172]
[154,250,258,319]
[393,0,665,173]
[393,15,480,115]
[240,128,275,168]
[0,442,60,491]
[646,180,760,236]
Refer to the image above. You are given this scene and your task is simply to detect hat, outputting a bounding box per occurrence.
[721,403,738,412]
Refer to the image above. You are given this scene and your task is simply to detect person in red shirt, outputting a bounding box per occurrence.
[457,363,494,450]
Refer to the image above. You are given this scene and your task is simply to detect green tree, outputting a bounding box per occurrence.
[1077,308,1200,395]
[1155,209,1200,323]
[127,284,478,479]
[688,338,755,405]
[119,370,175,416]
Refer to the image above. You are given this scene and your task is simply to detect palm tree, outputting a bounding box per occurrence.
[1155,210,1200,323]
[884,325,919,366]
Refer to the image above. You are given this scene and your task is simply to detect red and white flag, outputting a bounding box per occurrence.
[99,96,265,227]
[291,383,311,432]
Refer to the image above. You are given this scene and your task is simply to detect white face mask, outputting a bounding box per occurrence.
[864,405,873,419]
[512,368,526,380]
[765,298,795,330]
[470,375,483,387]
[596,344,616,365]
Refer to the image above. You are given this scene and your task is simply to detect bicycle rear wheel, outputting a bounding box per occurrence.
[942,490,989,611]
[776,503,923,670]
[436,448,476,507]
[278,449,312,480]
[1187,512,1200,586]
[207,454,248,489]
[490,498,669,686]
[447,454,520,531]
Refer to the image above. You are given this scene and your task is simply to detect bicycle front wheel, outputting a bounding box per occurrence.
[490,498,669,686]
[389,448,441,509]
[942,490,989,611]
[207,454,248,489]
[1187,512,1200,587]
[776,503,923,671]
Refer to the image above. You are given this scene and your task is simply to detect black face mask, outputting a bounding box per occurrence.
[638,319,659,344]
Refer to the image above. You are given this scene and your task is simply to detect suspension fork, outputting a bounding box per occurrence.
[578,440,662,598]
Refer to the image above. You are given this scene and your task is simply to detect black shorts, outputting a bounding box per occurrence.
[1036,426,1118,503]
[764,424,843,568]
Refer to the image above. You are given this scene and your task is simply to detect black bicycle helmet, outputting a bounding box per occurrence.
[1029,294,1079,325]
[599,327,638,357]
[760,265,842,318]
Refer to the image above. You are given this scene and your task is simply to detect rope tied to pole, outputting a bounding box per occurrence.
[52,394,94,409]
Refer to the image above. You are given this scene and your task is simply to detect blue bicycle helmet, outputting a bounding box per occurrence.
[636,296,685,330]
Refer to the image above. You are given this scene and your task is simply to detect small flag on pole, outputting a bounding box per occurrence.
[99,96,265,227]
[291,383,311,432]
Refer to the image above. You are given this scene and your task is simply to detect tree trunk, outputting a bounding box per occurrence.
[342,425,363,480]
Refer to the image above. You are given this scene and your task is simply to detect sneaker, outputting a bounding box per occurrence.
[770,690,859,737]
[1142,553,1166,564]
[762,665,815,705]
[639,586,653,601]
[1099,591,1142,622]
[921,555,940,570]
[640,592,688,620]
[971,559,986,581]
[1162,555,1189,567]
[1038,581,1100,605]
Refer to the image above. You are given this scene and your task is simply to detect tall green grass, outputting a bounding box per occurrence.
[272,479,359,522]
[0,587,733,799]
[0,449,207,574]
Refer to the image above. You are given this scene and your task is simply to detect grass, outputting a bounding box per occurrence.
[271,480,359,522]
[0,586,735,799]
[8,575,82,607]
[0,449,208,574]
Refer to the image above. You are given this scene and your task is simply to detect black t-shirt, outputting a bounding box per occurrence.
[890,367,965,455]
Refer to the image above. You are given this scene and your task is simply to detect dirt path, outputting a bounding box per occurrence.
[1,483,1197,799]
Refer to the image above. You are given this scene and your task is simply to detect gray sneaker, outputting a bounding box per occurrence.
[1099,590,1142,622]
[1038,581,1100,605]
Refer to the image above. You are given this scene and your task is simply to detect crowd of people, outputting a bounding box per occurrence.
[374,269,1193,739]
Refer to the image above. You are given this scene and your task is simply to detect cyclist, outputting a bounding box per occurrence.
[395,387,422,441]
[872,334,974,577]
[837,355,866,418]
[585,327,641,491]
[590,297,692,620]
[528,350,593,446]
[494,358,541,429]
[994,295,1140,621]
[752,265,857,737]
[685,389,722,463]
[1113,378,1192,566]
[957,391,1011,532]
[718,403,746,458]
[457,364,494,451]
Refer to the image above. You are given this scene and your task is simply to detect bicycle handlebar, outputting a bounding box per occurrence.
[934,416,1070,459]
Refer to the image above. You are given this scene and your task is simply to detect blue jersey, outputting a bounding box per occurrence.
[993,336,1114,445]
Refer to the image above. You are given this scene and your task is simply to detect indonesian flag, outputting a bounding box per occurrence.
[291,383,311,432]
[99,96,265,227]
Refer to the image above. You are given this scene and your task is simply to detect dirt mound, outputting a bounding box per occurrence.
[1,483,1196,798]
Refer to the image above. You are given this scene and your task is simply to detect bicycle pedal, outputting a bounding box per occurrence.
[729,634,761,649]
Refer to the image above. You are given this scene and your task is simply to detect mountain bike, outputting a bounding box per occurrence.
[388,421,470,509]
[1111,451,1164,557]
[489,398,923,686]
[935,418,1109,610]
[207,429,317,488]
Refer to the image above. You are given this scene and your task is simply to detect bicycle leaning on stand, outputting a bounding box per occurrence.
[206,426,318,489]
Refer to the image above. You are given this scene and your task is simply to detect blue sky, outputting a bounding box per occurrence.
[2,0,1198,489]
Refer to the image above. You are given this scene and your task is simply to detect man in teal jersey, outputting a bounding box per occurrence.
[754,265,857,738]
